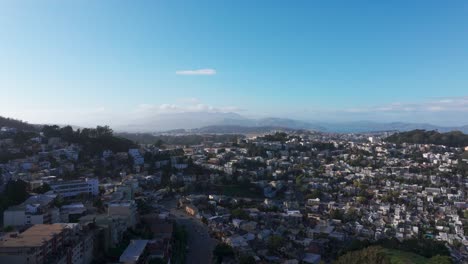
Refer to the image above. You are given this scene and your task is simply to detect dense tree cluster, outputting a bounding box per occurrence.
[171,224,188,264]
[42,125,136,155]
[334,245,452,264]
[267,235,285,254]
[342,238,450,259]
[117,132,243,146]
[246,143,267,157]
[230,208,250,220]
[0,180,30,215]
[0,116,38,131]
[260,132,288,142]
[334,246,391,264]
[386,129,468,147]
[213,243,234,263]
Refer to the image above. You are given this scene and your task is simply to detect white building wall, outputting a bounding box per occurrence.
[28,214,45,225]
[50,178,99,197]
[3,210,26,227]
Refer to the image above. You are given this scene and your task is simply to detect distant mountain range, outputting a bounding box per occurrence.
[114,112,325,132]
[184,125,298,134]
[316,121,468,134]
[113,111,468,134]
[2,113,468,134]
[215,117,326,131]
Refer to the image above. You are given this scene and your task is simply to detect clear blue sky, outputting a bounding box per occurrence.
[1,1,468,126]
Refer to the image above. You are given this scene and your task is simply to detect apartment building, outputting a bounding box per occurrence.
[3,195,60,227]
[0,223,93,264]
[49,178,99,198]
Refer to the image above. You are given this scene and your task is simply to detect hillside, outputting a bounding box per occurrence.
[42,125,136,155]
[386,130,468,147]
[0,116,38,131]
[334,246,451,264]
[117,132,244,145]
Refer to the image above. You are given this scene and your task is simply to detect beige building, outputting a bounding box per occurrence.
[108,200,138,228]
[79,214,128,250]
[0,223,93,264]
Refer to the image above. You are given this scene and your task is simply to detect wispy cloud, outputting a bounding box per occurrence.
[344,96,468,113]
[134,98,243,115]
[176,68,216,75]
[178,97,200,104]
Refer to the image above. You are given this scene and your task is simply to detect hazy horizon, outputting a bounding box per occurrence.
[1,1,468,127]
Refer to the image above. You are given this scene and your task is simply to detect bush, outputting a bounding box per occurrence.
[213,243,234,263]
[334,246,391,264]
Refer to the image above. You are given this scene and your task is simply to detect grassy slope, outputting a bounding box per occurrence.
[382,249,429,264]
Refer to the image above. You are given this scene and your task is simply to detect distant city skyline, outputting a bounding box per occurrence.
[1,1,468,127]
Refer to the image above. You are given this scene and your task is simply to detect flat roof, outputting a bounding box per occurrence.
[61,203,85,209]
[0,224,67,248]
[119,240,148,262]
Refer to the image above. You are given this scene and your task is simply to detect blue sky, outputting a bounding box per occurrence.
[1,1,468,126]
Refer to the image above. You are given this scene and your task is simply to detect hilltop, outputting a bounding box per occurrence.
[0,116,38,131]
[386,129,468,147]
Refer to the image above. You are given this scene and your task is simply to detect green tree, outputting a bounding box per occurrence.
[334,246,390,264]
[213,243,234,263]
[267,235,285,253]
[428,255,452,264]
[33,183,51,194]
[60,125,75,141]
[148,258,165,264]
[344,207,359,222]
[330,209,343,220]
[356,196,368,204]
[4,180,29,205]
[239,255,256,264]
[0,180,29,215]
[171,224,188,264]
[231,208,250,220]
[42,125,61,137]
[306,189,322,199]
[3,226,14,232]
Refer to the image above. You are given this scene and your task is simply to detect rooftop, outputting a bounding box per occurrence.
[119,239,148,262]
[0,224,70,248]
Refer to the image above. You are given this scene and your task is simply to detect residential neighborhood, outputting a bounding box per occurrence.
[0,124,466,263]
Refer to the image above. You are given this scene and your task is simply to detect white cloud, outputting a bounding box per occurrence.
[175,68,216,75]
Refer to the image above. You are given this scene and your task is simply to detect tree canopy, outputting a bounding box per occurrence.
[213,243,234,263]
[334,246,452,264]
[0,180,30,214]
[0,116,38,131]
[42,125,136,155]
[386,130,468,147]
[117,132,243,146]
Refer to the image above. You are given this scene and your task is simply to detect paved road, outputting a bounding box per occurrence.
[161,199,217,264]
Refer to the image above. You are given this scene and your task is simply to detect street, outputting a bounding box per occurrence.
[161,199,218,264]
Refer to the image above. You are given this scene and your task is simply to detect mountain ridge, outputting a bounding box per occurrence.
[1,114,467,134]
